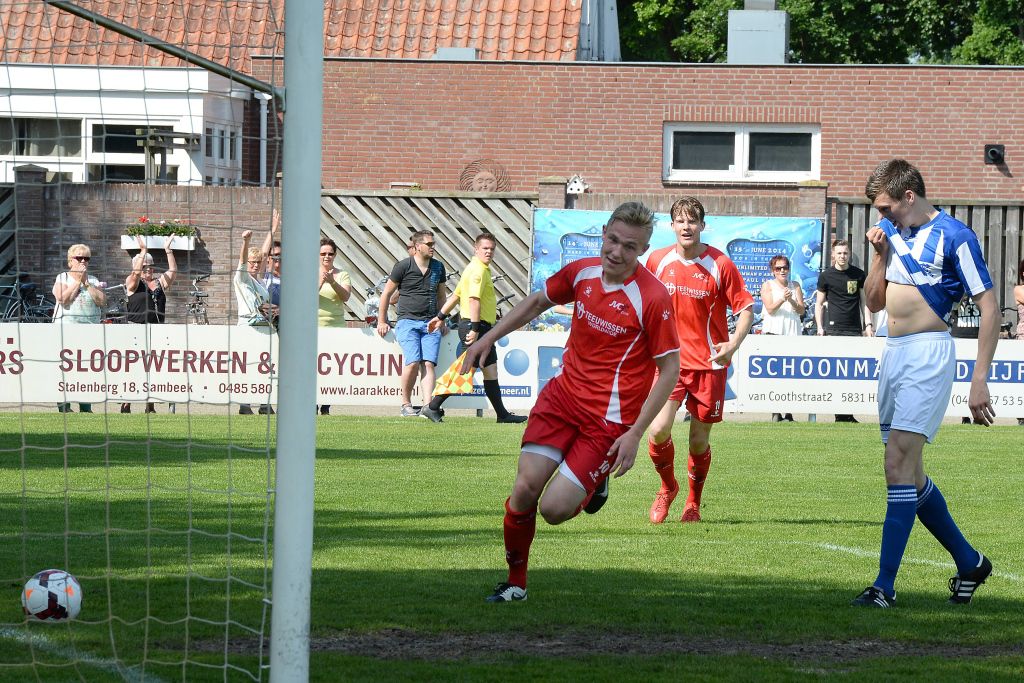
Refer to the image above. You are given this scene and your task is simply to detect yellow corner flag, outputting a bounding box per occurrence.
[433,351,476,397]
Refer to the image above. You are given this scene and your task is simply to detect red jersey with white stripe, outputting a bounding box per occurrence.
[543,257,679,425]
[645,245,754,370]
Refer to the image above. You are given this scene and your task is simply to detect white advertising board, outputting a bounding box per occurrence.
[2,324,1022,418]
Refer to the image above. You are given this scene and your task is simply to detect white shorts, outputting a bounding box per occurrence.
[878,331,954,444]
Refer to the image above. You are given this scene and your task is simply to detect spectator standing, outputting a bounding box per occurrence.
[52,244,107,413]
[260,210,282,323]
[1015,258,1024,425]
[463,202,680,602]
[854,158,997,608]
[120,235,178,414]
[233,230,272,415]
[317,237,351,415]
[644,197,755,525]
[1016,258,1024,340]
[815,239,873,422]
[377,230,447,416]
[760,254,804,422]
[422,233,527,424]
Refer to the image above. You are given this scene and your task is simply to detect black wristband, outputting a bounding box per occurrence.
[470,322,481,333]
[435,312,449,322]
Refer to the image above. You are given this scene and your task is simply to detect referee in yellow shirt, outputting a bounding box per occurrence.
[422,233,527,424]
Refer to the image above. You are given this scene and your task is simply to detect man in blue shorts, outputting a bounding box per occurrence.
[854,159,999,608]
[377,230,447,417]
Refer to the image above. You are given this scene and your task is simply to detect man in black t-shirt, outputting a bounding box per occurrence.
[815,239,873,422]
[377,230,447,416]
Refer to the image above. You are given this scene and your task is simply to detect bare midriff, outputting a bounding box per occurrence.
[884,283,948,337]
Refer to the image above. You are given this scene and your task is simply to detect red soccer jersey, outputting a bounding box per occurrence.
[543,257,679,425]
[645,245,754,370]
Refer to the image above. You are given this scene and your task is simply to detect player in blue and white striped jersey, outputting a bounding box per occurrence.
[850,159,999,609]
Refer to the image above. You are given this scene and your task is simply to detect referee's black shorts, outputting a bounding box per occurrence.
[457,318,497,366]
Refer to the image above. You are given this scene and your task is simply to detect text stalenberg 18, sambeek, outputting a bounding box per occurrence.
[58,347,267,375]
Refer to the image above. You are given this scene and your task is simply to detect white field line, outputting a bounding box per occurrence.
[0,626,166,683]
[792,541,1023,582]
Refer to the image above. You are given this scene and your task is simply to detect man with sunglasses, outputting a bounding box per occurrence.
[52,244,107,413]
[377,230,447,416]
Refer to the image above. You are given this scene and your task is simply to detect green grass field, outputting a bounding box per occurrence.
[1,412,1022,682]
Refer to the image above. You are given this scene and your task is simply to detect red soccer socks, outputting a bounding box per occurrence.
[648,438,679,523]
[682,447,712,522]
[503,497,537,588]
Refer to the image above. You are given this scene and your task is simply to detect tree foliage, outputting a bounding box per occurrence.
[617,0,1024,65]
[952,0,1024,64]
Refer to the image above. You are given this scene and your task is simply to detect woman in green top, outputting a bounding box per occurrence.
[317,237,351,414]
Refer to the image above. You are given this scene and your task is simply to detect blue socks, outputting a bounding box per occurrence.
[916,477,978,575]
[874,485,916,597]
[874,479,979,597]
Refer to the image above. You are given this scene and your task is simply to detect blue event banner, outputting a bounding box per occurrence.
[529,208,824,331]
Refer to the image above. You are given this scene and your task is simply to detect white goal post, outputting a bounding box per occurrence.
[269,1,323,682]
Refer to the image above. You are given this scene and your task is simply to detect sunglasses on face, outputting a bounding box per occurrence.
[774,266,789,271]
[72,256,91,262]
[320,252,335,257]
[420,242,435,248]
[270,254,281,260]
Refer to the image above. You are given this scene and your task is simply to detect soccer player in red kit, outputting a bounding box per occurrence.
[645,197,755,524]
[463,202,680,603]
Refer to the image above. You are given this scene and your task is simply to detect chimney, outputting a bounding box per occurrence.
[727,0,789,65]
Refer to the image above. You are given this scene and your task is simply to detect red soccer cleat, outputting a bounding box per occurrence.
[681,503,701,523]
[649,483,679,524]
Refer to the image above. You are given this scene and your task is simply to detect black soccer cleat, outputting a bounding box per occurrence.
[851,586,895,608]
[948,554,992,604]
[485,582,526,603]
[584,478,609,514]
[419,406,444,423]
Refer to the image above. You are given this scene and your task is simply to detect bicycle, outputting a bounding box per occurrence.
[186,274,211,325]
[0,278,55,323]
[101,284,128,324]
[363,276,388,326]
[999,306,1019,340]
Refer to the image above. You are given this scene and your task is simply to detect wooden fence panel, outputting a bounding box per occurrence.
[319,191,538,320]
[0,186,16,279]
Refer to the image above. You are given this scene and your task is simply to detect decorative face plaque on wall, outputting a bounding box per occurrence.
[460,159,511,192]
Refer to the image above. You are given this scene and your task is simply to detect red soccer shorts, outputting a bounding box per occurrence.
[666,367,727,424]
[521,377,630,494]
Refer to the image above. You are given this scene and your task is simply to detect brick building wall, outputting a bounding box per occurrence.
[13,174,278,325]
[250,59,1024,203]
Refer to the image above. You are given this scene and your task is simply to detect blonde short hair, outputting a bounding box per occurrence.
[131,252,154,270]
[67,244,90,263]
[247,247,263,262]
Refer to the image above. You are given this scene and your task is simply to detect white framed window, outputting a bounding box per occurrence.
[0,117,82,157]
[663,123,820,183]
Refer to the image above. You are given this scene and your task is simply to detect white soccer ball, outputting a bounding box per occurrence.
[22,569,82,621]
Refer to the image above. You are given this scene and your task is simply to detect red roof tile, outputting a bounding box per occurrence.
[1,0,583,71]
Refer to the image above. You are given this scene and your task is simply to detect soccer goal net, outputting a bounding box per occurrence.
[0,2,318,680]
